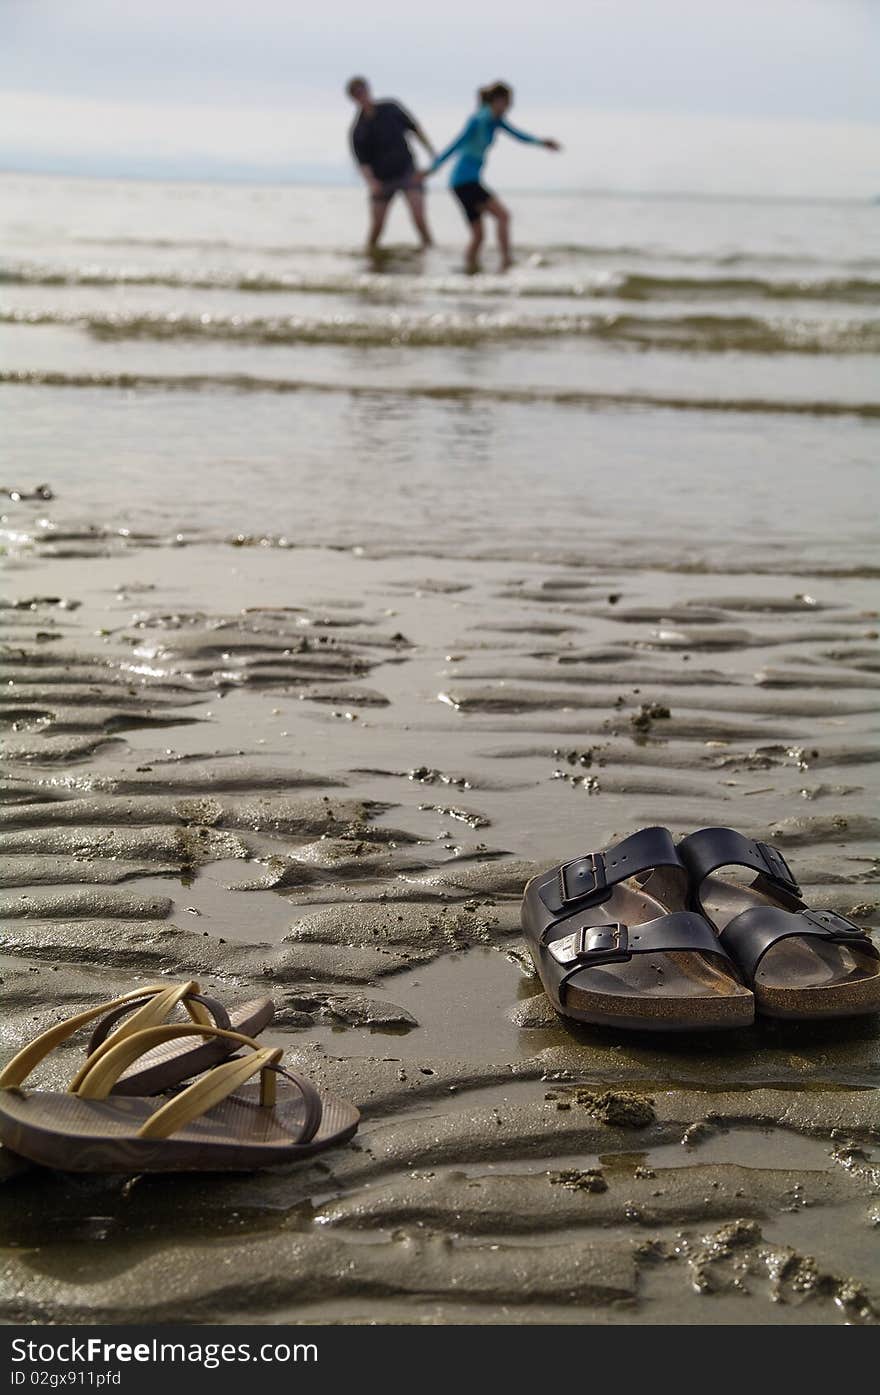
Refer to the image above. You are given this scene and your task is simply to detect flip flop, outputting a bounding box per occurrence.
[0,1023,359,1173]
[521,827,753,1031]
[3,982,275,1098]
[678,827,880,1020]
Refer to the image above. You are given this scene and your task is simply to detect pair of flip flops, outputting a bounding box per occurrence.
[522,826,880,1031]
[0,981,359,1172]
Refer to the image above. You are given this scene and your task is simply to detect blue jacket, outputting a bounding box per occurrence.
[430,105,542,186]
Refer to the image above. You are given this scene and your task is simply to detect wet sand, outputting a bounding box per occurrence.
[1,491,879,1325]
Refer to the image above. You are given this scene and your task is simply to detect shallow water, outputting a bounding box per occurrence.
[0,175,878,1326]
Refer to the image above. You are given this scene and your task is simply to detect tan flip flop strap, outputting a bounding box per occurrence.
[0,983,196,1091]
[77,987,227,1071]
[67,982,203,1091]
[138,1047,283,1140]
[74,1023,265,1100]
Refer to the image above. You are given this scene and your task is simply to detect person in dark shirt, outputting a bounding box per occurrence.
[346,76,435,253]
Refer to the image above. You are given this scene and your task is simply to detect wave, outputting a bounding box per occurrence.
[617,273,880,304]
[65,233,880,273]
[3,262,880,305]
[4,306,879,354]
[2,368,877,418]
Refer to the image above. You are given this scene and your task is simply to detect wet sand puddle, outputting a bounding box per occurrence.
[1,495,878,1324]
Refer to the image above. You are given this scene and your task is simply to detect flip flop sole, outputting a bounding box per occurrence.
[0,1081,359,1173]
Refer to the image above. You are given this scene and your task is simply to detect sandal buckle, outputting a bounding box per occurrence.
[757,841,800,895]
[548,922,629,968]
[559,851,607,906]
[577,922,628,961]
[802,909,865,939]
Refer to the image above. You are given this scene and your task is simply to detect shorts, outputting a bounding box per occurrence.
[453,181,493,223]
[372,170,420,203]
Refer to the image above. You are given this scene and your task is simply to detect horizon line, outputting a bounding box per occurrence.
[1,164,876,207]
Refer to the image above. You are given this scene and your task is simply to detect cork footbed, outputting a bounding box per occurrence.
[549,876,753,1032]
[106,998,275,1095]
[701,874,880,1020]
[0,1079,360,1173]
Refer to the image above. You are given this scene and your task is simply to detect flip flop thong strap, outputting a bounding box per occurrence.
[85,990,230,1056]
[538,826,683,919]
[73,1022,323,1144]
[678,826,801,906]
[141,1059,324,1144]
[138,1046,284,1140]
[0,982,200,1091]
[720,906,876,982]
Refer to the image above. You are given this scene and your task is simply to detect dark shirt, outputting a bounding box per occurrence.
[351,100,417,180]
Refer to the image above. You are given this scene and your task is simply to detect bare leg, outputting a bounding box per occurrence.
[366,197,390,254]
[483,196,512,270]
[465,216,484,274]
[404,189,432,247]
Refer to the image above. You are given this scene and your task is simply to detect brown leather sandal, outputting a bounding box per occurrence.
[521,827,753,1031]
[678,827,880,1020]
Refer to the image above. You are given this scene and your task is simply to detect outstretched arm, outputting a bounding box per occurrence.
[425,116,479,176]
[499,118,561,151]
[412,125,435,160]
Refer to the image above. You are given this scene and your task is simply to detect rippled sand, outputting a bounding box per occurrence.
[2,488,878,1324]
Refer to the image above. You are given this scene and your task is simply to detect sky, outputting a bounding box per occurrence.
[1,0,878,196]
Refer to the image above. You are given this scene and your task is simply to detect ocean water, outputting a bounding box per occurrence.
[1,173,878,569]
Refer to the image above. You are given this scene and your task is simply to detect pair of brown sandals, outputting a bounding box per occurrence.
[522,826,880,1031]
[0,982,359,1174]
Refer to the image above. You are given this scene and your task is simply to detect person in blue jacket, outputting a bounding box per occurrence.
[423,82,560,272]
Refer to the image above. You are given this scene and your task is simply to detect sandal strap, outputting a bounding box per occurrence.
[545,911,728,1005]
[678,827,801,906]
[720,906,876,982]
[85,990,230,1056]
[537,826,683,919]
[74,1023,263,1098]
[0,981,201,1091]
[269,1066,324,1145]
[68,983,226,1093]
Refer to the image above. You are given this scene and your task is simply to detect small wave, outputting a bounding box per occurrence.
[4,306,879,355]
[616,273,880,304]
[519,246,880,274]
[3,262,880,305]
[2,368,877,419]
[1,306,602,348]
[66,233,880,274]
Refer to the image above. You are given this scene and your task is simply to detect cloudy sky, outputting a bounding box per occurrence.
[1,0,877,195]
